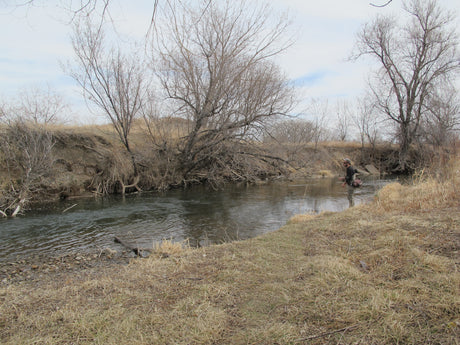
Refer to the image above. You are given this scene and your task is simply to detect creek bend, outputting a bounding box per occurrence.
[0,177,392,263]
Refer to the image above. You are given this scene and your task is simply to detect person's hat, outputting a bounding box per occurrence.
[343,158,351,164]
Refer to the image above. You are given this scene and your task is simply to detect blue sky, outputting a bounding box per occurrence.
[0,0,458,124]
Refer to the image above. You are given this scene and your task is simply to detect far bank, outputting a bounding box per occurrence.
[0,121,437,216]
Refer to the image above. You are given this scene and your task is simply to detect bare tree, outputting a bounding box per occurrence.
[308,98,330,151]
[352,96,382,154]
[10,86,68,125]
[0,101,6,120]
[140,98,186,190]
[3,0,110,22]
[353,0,459,171]
[267,119,315,144]
[69,19,150,193]
[420,85,460,147]
[334,100,351,142]
[0,89,64,215]
[154,0,295,182]
[264,118,315,162]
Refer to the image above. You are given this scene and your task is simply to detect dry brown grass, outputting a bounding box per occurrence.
[289,213,319,224]
[0,157,459,344]
[376,156,460,212]
[152,238,189,257]
[318,140,364,149]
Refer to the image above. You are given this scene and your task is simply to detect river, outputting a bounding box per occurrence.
[0,177,393,263]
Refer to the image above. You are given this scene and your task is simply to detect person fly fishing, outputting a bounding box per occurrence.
[340,158,361,207]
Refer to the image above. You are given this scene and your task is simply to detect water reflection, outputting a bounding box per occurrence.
[0,177,391,262]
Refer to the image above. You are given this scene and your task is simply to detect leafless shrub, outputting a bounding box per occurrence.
[1,86,68,125]
[141,108,184,190]
[352,96,386,157]
[266,119,315,144]
[0,120,55,216]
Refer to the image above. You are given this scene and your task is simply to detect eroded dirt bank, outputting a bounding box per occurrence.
[35,129,405,200]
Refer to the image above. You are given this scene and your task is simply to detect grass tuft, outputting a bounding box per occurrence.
[288,213,318,224]
[152,238,189,257]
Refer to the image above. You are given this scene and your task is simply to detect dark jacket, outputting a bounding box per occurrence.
[345,166,358,186]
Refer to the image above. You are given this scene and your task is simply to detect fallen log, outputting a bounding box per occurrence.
[114,236,151,257]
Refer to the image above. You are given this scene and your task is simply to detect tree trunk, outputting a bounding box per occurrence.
[398,124,411,172]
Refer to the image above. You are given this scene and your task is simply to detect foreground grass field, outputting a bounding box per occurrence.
[0,159,459,344]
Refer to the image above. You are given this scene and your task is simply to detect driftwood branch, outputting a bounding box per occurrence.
[119,175,141,195]
[114,236,150,257]
[11,205,21,217]
[11,199,26,217]
[63,203,78,213]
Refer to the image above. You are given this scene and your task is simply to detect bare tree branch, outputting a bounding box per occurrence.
[0,120,55,216]
[2,0,159,30]
[370,0,393,8]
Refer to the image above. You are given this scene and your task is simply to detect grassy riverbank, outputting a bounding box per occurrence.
[1,159,459,344]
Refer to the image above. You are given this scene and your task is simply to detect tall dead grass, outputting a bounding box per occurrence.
[376,155,460,212]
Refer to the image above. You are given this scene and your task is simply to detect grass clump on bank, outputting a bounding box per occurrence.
[0,159,459,344]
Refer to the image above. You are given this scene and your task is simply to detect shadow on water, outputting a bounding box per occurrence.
[0,177,394,263]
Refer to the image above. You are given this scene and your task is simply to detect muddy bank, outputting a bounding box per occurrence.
[0,245,137,286]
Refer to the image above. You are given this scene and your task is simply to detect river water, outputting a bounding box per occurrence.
[0,177,392,263]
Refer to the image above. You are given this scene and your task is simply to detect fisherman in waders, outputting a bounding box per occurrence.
[340,158,358,207]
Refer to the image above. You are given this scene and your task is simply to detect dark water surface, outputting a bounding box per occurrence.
[0,177,393,263]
